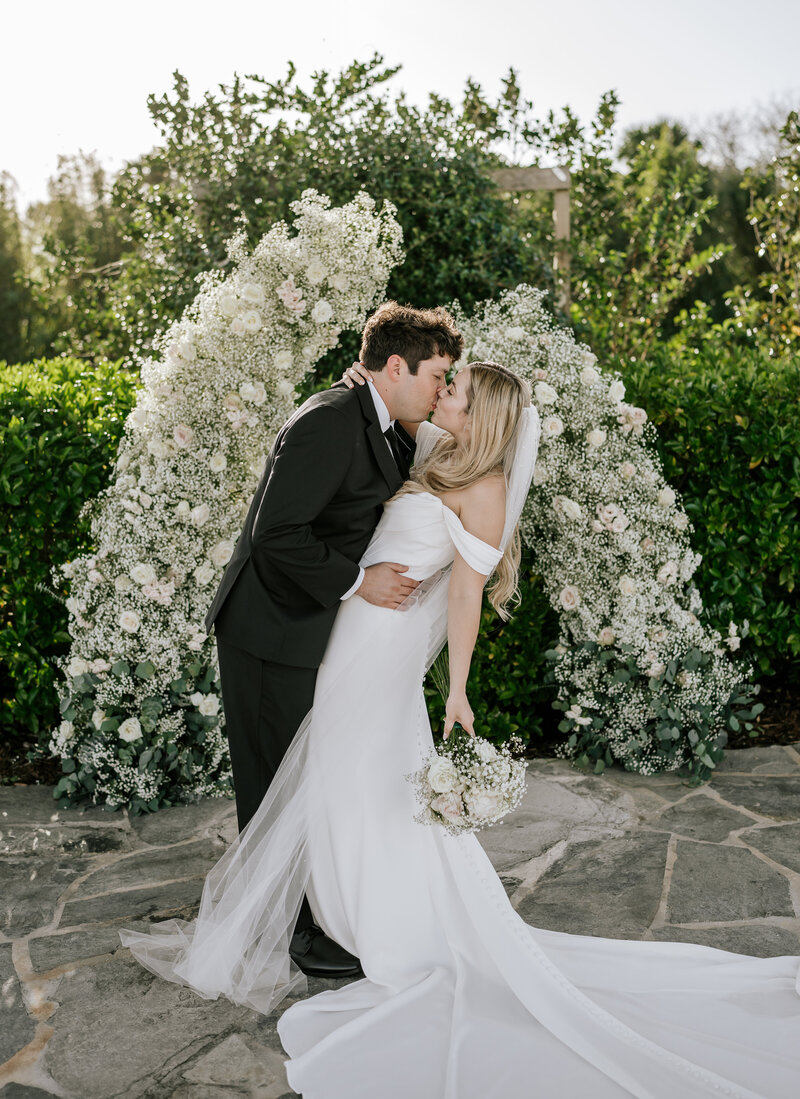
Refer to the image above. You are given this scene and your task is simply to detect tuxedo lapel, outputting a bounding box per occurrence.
[352,382,404,496]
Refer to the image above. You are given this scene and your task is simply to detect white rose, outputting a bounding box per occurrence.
[647,662,666,679]
[175,500,191,519]
[59,719,75,739]
[597,503,620,525]
[241,282,266,306]
[630,407,647,426]
[597,627,616,646]
[147,437,167,459]
[329,272,349,292]
[187,634,204,652]
[130,563,156,585]
[224,392,244,412]
[475,739,497,763]
[118,717,142,743]
[591,519,605,533]
[311,299,334,324]
[580,365,600,386]
[193,562,215,586]
[274,349,293,371]
[306,259,327,284]
[65,597,80,615]
[430,791,465,823]
[559,585,580,610]
[230,316,246,336]
[657,561,679,586]
[139,492,152,509]
[177,339,196,361]
[129,407,148,430]
[534,381,558,405]
[219,291,238,316]
[619,461,636,480]
[114,575,134,592]
[640,536,656,554]
[173,424,194,449]
[609,379,626,402]
[209,451,227,473]
[190,504,210,527]
[586,428,607,448]
[119,610,141,633]
[465,789,502,821]
[580,350,597,368]
[61,561,76,579]
[532,465,547,485]
[68,657,89,676]
[657,487,676,507]
[88,569,104,584]
[242,309,262,334]
[726,635,741,651]
[618,575,637,597]
[610,514,629,533]
[199,694,220,716]
[427,757,459,794]
[542,416,564,439]
[210,540,234,567]
[562,498,583,521]
[532,368,548,381]
[189,691,204,707]
[277,379,295,399]
[92,709,106,730]
[506,326,525,340]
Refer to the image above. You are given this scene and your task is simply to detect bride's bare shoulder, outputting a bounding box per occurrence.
[455,473,506,547]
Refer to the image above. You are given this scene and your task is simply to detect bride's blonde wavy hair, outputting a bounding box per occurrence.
[398,362,531,620]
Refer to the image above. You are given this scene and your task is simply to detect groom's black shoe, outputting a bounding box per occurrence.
[289,924,363,979]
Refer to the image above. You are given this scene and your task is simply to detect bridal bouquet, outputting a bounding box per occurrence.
[408,726,528,836]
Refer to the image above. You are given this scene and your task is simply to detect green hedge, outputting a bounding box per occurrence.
[0,358,136,746]
[621,340,800,683]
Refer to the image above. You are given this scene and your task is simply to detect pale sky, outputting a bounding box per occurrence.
[4,0,798,210]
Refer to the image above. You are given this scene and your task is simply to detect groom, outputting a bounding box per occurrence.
[205,300,464,977]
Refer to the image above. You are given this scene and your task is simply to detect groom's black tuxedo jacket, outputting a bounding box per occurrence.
[205,381,415,668]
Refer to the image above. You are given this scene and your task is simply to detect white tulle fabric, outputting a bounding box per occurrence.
[120,416,800,1099]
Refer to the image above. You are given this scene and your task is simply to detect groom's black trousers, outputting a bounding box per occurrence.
[216,638,316,933]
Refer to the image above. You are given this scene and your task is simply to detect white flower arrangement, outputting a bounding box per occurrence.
[452,285,751,778]
[50,190,403,810]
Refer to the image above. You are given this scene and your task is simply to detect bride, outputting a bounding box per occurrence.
[120,362,800,1098]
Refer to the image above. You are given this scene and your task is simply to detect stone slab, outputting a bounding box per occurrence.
[129,797,236,847]
[651,922,800,957]
[28,921,152,974]
[0,1086,59,1098]
[713,746,800,775]
[666,840,794,924]
[0,942,36,1065]
[181,1032,290,1094]
[0,856,92,937]
[517,831,670,939]
[73,839,224,896]
[652,793,754,842]
[0,785,118,825]
[59,879,205,929]
[589,767,692,804]
[706,776,800,821]
[740,822,800,875]
[0,822,134,858]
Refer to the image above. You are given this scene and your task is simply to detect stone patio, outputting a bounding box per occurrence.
[2,742,799,1098]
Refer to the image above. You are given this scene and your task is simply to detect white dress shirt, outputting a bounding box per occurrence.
[340,380,395,601]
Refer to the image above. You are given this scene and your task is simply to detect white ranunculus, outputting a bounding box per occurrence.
[210,540,234,567]
[329,272,349,292]
[306,259,327,284]
[618,575,637,597]
[173,424,194,449]
[597,627,616,646]
[586,428,607,448]
[534,381,558,405]
[177,339,196,361]
[193,562,215,586]
[219,291,238,316]
[430,791,464,823]
[241,282,266,306]
[506,326,526,340]
[190,504,210,527]
[130,563,156,585]
[561,498,583,521]
[657,561,679,586]
[559,585,580,610]
[68,657,89,677]
[242,309,262,334]
[465,789,502,821]
[119,610,141,633]
[609,379,626,402]
[199,694,220,716]
[620,461,636,480]
[657,487,676,507]
[428,757,459,794]
[118,717,142,743]
[92,709,106,730]
[274,349,293,371]
[209,451,227,473]
[542,416,564,439]
[311,299,334,324]
[114,575,134,592]
[580,365,600,386]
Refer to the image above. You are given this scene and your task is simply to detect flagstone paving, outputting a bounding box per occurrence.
[2,742,799,1098]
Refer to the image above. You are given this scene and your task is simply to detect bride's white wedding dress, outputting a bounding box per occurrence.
[121,422,800,1098]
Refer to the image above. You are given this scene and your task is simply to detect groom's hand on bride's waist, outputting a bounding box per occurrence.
[357,562,420,609]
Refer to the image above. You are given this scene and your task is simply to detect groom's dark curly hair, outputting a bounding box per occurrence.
[360,301,464,374]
